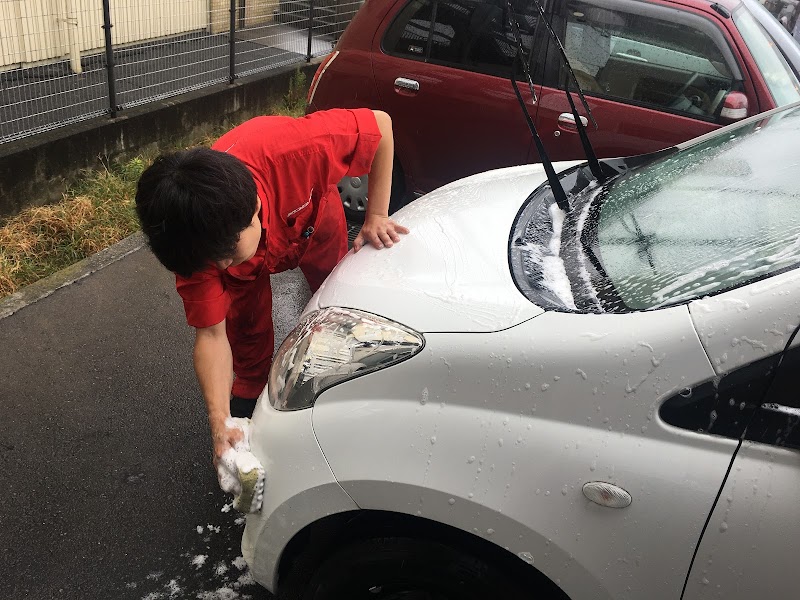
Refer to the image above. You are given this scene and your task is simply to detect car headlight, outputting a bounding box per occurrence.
[269,307,424,411]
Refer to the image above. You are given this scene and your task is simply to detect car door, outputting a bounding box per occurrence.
[680,273,800,598]
[371,0,546,194]
[533,0,749,162]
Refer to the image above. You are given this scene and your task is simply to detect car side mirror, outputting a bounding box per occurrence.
[720,91,749,123]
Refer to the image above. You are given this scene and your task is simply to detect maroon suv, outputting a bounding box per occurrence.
[308,0,800,220]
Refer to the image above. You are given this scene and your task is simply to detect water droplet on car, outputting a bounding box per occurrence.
[541,383,550,391]
[719,522,728,533]
[448,498,456,506]
[467,456,476,464]
[487,528,495,535]
[518,552,535,565]
[430,436,436,445]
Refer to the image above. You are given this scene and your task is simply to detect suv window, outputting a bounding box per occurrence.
[595,107,800,310]
[384,0,545,79]
[561,0,740,121]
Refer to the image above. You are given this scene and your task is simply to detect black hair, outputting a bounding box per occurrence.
[135,147,257,277]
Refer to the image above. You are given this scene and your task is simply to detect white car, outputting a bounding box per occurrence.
[243,102,800,600]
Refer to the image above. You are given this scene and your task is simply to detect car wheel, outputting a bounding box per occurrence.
[280,536,530,600]
[338,174,370,223]
[338,161,407,224]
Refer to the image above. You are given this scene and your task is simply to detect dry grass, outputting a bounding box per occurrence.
[0,161,143,297]
[0,74,307,300]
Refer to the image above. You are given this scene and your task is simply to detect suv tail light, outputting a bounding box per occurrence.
[720,91,749,122]
[307,51,340,107]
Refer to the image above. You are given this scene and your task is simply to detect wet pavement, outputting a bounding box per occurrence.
[0,244,312,599]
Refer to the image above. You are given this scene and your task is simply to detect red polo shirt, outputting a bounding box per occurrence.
[175,108,381,328]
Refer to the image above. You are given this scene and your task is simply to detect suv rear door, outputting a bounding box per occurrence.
[372,0,548,194]
[534,0,752,162]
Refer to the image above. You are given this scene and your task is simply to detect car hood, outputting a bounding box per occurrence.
[307,162,582,333]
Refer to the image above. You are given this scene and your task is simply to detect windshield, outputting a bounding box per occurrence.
[734,5,800,106]
[595,104,800,310]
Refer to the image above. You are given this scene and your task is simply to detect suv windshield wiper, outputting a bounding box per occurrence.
[507,0,613,198]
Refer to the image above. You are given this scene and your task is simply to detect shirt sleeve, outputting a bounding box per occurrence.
[335,108,382,179]
[175,268,231,329]
[307,108,382,186]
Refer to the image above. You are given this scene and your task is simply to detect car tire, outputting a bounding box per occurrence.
[279,536,531,600]
[338,161,407,224]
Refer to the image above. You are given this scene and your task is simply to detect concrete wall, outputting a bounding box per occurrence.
[0,60,319,218]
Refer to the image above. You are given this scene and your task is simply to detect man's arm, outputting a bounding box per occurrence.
[352,110,410,252]
[194,320,242,460]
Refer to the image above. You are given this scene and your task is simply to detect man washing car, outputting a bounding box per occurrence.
[134,108,408,464]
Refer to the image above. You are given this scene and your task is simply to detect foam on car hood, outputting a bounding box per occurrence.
[309,162,582,333]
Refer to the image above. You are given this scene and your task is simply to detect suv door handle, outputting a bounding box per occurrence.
[558,113,588,129]
[394,77,420,92]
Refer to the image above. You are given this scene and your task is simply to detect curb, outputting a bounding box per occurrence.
[0,232,146,321]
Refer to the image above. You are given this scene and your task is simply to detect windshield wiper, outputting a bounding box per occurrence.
[507,3,569,212]
[507,0,613,186]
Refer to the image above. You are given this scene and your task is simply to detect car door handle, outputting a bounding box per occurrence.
[557,113,588,129]
[394,77,420,92]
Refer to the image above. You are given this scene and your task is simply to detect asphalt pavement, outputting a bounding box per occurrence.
[0,235,313,600]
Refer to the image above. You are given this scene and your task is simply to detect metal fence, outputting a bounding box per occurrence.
[0,0,361,144]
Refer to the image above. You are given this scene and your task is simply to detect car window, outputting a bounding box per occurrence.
[733,6,800,106]
[747,344,800,450]
[384,0,436,58]
[383,0,546,79]
[561,0,741,121]
[594,107,800,310]
[741,0,800,81]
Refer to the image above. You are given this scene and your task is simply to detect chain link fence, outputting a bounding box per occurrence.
[0,0,361,144]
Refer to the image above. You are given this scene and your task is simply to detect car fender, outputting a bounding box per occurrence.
[312,307,736,600]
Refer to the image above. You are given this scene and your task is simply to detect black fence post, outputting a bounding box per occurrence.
[229,0,237,83]
[101,0,117,118]
[307,0,315,62]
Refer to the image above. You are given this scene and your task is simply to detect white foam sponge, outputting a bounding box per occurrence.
[216,417,265,513]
